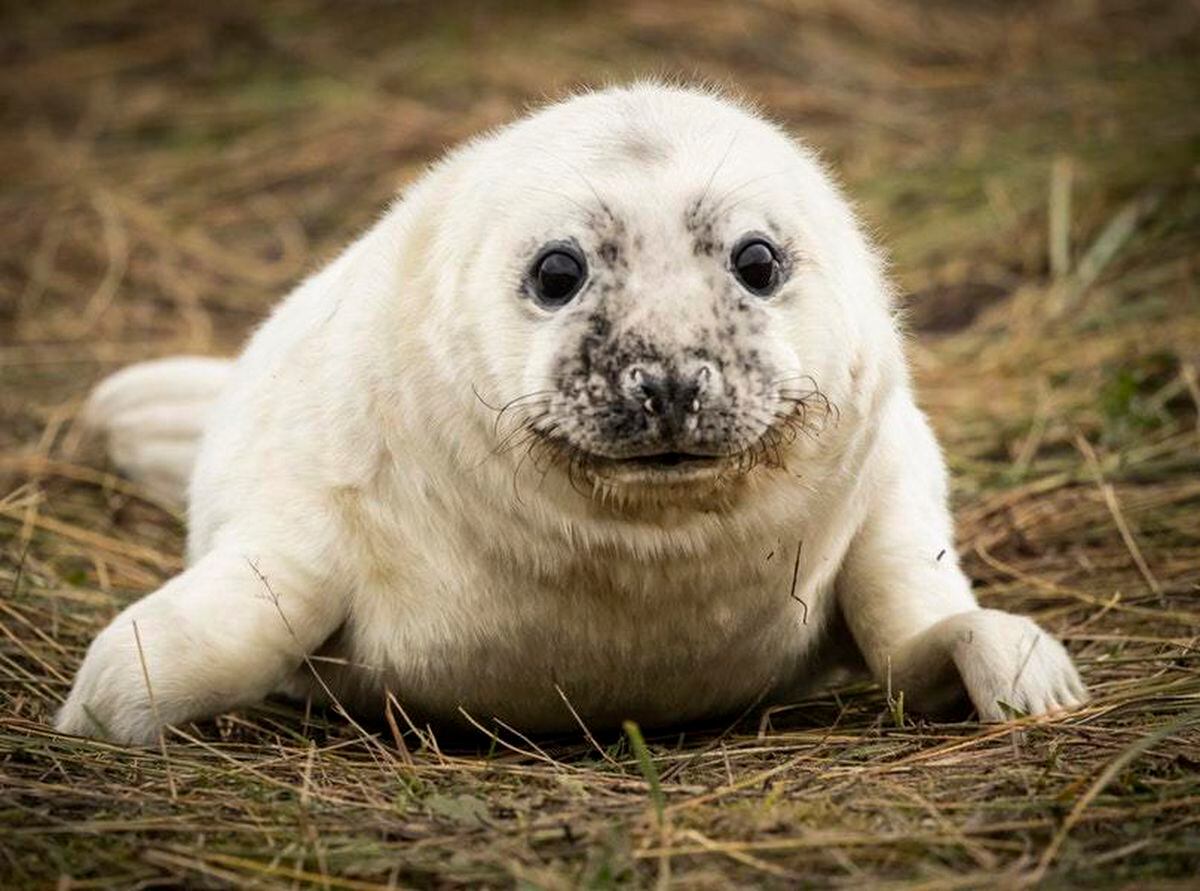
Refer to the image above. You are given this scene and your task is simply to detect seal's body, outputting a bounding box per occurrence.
[58,85,1085,744]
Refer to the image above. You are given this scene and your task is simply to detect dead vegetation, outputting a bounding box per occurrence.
[2,1,1199,887]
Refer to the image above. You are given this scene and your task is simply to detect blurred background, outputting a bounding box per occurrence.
[3,0,1197,499]
[2,2,1199,887]
[3,1,1196,353]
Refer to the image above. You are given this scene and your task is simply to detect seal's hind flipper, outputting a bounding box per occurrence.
[83,356,233,508]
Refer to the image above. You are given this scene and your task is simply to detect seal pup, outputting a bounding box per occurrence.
[57,84,1086,744]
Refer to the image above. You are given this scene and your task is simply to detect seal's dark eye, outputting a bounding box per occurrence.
[532,248,586,309]
[732,239,781,296]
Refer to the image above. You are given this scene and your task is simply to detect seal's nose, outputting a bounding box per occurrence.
[627,364,710,434]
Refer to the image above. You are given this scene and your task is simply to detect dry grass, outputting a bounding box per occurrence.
[2,1,1200,887]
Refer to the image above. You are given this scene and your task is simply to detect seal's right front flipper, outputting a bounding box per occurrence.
[83,356,234,507]
[55,546,345,745]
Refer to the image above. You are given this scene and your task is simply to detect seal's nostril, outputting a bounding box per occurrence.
[635,373,668,417]
[627,366,705,423]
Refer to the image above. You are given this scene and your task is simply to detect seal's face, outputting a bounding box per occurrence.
[451,88,880,502]
[518,213,819,489]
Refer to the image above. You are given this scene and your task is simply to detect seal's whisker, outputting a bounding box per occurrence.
[490,392,555,440]
[472,383,557,436]
[695,130,740,212]
[522,184,598,218]
[527,425,566,474]
[718,186,783,219]
[708,165,794,217]
[769,373,819,387]
[775,387,838,428]
[531,146,617,224]
[492,407,552,456]
[495,427,537,460]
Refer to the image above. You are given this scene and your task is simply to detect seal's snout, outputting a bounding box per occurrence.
[624,361,718,437]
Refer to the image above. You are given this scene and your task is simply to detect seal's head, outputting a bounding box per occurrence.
[422,84,899,507]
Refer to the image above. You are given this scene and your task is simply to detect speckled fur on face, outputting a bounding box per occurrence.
[533,197,797,463]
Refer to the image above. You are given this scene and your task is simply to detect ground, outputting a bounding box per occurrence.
[2,1,1199,888]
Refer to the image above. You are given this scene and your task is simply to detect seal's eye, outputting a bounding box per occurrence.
[532,247,587,309]
[732,238,781,296]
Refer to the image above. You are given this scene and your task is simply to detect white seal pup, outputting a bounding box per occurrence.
[57,84,1086,745]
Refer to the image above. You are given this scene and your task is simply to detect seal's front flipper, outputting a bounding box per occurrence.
[55,546,345,744]
[835,394,1087,721]
[888,610,1087,721]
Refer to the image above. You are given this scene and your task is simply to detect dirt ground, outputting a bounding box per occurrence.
[2,1,1199,887]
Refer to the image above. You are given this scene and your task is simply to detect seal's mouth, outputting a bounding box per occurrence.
[585,449,730,483]
[624,453,705,468]
[519,422,797,489]
[621,451,717,468]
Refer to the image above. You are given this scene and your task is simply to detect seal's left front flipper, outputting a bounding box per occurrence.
[889,609,1088,721]
[835,393,1087,721]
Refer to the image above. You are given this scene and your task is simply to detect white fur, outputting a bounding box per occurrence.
[82,356,233,508]
[58,85,1085,744]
